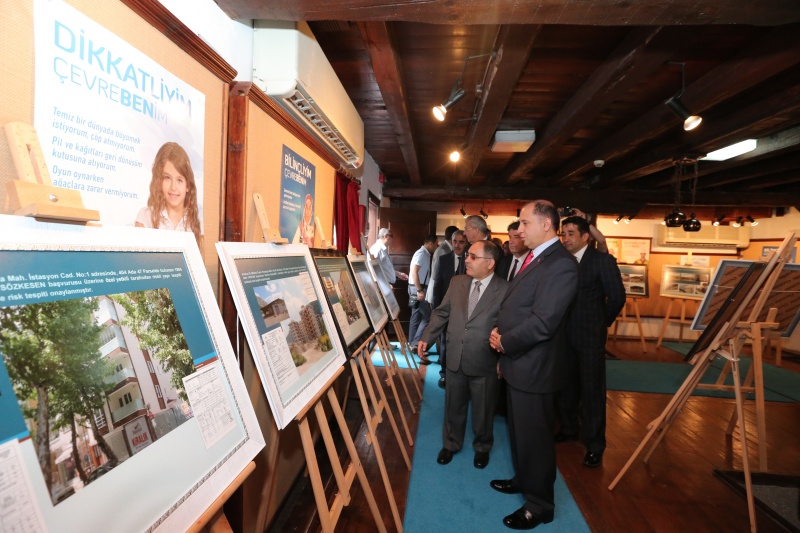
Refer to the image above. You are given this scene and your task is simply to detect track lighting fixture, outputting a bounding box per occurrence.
[449,149,461,162]
[480,204,489,219]
[712,215,726,227]
[460,206,467,218]
[731,216,743,228]
[746,215,758,226]
[624,215,634,224]
[664,207,686,228]
[613,215,623,224]
[432,52,494,122]
[665,62,702,131]
[683,213,701,232]
[516,208,521,219]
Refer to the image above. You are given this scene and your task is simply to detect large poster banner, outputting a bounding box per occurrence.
[33,0,206,228]
[280,145,316,246]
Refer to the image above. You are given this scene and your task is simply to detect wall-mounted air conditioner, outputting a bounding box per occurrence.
[253,21,364,169]
[653,224,750,253]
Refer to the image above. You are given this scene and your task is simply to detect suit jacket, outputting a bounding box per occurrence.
[497,251,530,282]
[431,251,464,308]
[421,274,509,377]
[568,246,626,350]
[497,241,579,393]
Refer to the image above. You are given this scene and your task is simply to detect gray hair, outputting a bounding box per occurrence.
[465,215,490,236]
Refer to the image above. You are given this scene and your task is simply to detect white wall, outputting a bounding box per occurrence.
[159,0,254,81]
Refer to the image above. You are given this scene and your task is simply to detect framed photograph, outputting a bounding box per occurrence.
[0,215,263,532]
[216,242,346,430]
[693,260,800,338]
[367,258,402,320]
[619,264,649,298]
[347,255,389,332]
[312,254,373,353]
[659,264,713,300]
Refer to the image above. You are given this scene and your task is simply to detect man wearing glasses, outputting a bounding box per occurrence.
[418,240,508,470]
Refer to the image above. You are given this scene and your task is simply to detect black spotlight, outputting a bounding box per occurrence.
[683,213,701,232]
[664,207,686,228]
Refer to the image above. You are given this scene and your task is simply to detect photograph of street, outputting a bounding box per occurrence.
[0,291,194,506]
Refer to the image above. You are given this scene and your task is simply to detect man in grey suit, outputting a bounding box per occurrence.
[489,200,579,530]
[419,240,508,469]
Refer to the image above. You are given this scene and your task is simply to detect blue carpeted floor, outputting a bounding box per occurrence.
[607,342,800,402]
[387,344,590,533]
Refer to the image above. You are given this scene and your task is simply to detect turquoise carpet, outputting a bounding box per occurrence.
[371,342,428,369]
[607,342,800,402]
[403,353,590,532]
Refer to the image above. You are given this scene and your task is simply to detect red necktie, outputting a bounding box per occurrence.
[518,252,534,274]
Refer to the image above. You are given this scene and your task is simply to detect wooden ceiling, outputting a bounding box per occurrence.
[216,0,800,217]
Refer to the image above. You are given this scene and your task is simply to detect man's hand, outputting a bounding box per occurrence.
[416,289,425,299]
[489,327,504,352]
[417,341,428,354]
[396,271,409,281]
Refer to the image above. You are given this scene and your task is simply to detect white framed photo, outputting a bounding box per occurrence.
[347,255,389,332]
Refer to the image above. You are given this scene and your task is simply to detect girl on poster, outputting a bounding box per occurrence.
[292,193,315,246]
[135,142,203,245]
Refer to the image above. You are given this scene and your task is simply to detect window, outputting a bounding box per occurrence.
[147,361,155,373]
[118,398,124,408]
[155,385,162,398]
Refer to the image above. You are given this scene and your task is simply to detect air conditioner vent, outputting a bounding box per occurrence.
[654,224,750,252]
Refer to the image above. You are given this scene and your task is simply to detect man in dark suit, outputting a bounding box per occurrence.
[431,230,468,388]
[556,216,626,468]
[497,221,531,282]
[489,200,579,530]
[419,240,509,469]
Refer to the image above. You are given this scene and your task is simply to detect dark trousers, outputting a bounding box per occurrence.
[438,332,447,377]
[557,343,607,454]
[408,299,431,346]
[507,385,556,515]
[443,367,499,452]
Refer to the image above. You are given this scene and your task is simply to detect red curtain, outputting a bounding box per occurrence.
[334,171,363,253]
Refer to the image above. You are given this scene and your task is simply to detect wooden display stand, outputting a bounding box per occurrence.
[390,319,425,399]
[4,122,99,223]
[611,297,647,352]
[373,328,416,446]
[349,334,411,532]
[609,233,796,533]
[188,461,256,533]
[656,297,693,347]
[294,365,387,533]
[253,193,288,243]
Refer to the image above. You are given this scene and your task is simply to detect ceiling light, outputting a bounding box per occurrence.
[731,216,743,228]
[433,87,466,121]
[664,207,686,228]
[683,213,701,232]
[480,209,489,219]
[704,139,758,161]
[516,208,521,219]
[746,215,759,226]
[491,130,537,152]
[712,215,726,226]
[460,206,467,218]
[613,215,623,224]
[449,149,461,162]
[665,62,702,131]
[624,215,633,224]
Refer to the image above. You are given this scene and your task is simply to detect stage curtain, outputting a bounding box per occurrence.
[334,172,362,253]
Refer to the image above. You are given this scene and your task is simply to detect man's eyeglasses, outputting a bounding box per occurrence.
[466,253,490,261]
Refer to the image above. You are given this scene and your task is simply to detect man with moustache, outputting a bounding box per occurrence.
[556,215,625,468]
[431,230,468,388]
[419,240,508,469]
[488,200,579,530]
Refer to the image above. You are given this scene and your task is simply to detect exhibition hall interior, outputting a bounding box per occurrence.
[1,0,799,532]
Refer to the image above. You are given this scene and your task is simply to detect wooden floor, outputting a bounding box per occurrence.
[268,340,800,532]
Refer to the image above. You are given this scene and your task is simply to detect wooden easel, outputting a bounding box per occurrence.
[373,327,416,446]
[609,233,796,533]
[253,193,288,243]
[315,216,335,249]
[294,365,387,533]
[4,122,99,223]
[656,297,693,347]
[349,334,411,532]
[611,297,647,352]
[390,319,424,399]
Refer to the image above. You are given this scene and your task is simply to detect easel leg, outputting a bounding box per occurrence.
[380,330,418,414]
[393,319,425,397]
[752,324,768,471]
[297,417,336,533]
[730,360,758,533]
[376,331,415,446]
[633,299,647,353]
[656,300,675,348]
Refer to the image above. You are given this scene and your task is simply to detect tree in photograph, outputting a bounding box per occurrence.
[0,298,105,493]
[113,289,194,399]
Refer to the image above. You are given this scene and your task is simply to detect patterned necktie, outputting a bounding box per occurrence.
[467,280,481,319]
[508,258,519,281]
[518,252,534,274]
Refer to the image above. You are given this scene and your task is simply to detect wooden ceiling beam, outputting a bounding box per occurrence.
[382,185,800,212]
[494,26,671,185]
[597,81,800,187]
[215,0,800,26]
[357,21,421,185]
[697,154,800,189]
[455,25,540,184]
[743,171,800,190]
[550,25,800,186]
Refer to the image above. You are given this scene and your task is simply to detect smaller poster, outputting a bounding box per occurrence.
[619,264,648,298]
[348,255,389,332]
[313,255,372,350]
[279,145,316,246]
[606,238,651,265]
[367,258,401,320]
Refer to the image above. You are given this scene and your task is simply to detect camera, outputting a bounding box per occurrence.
[558,207,574,218]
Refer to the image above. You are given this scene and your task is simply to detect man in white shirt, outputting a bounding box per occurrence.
[408,234,438,361]
[369,228,408,283]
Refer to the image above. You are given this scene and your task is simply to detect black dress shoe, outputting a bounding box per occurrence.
[583,451,603,468]
[502,507,554,530]
[490,479,521,494]
[438,377,446,389]
[437,448,454,465]
[553,432,578,443]
[474,451,490,469]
